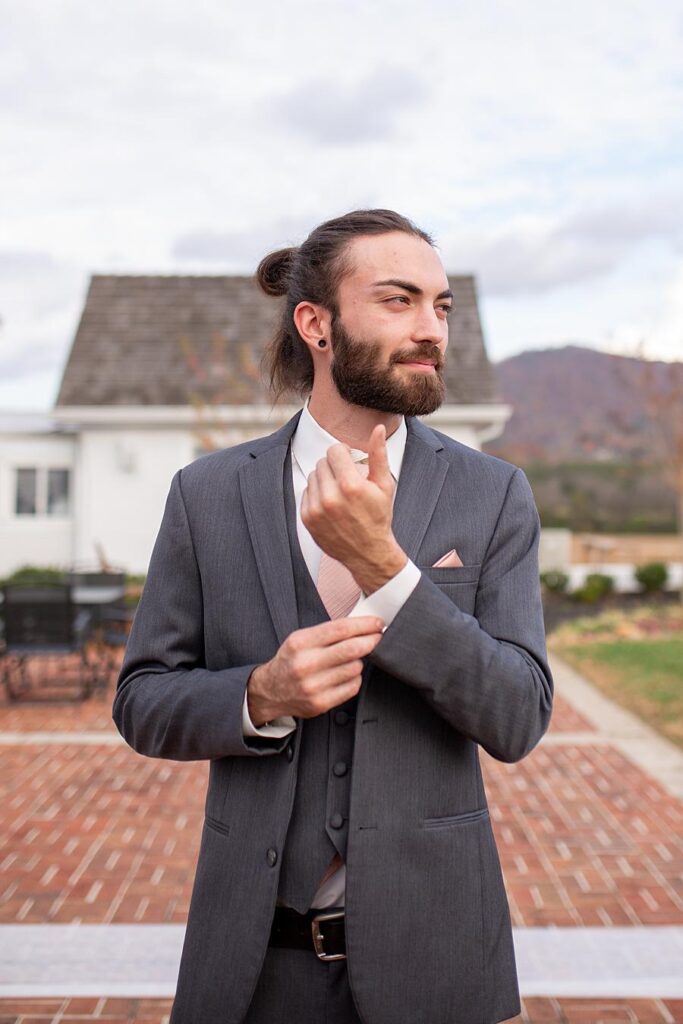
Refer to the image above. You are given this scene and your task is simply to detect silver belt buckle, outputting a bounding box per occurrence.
[311,910,346,961]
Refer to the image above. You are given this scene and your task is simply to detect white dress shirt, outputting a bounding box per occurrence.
[241,402,421,906]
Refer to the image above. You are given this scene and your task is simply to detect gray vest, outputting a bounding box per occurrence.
[276,449,358,913]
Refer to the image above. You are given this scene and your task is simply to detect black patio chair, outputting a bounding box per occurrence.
[84,603,135,699]
[0,583,98,701]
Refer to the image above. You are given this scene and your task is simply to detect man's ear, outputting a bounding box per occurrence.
[293,301,333,355]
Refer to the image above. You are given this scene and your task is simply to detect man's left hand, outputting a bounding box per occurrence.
[301,424,408,595]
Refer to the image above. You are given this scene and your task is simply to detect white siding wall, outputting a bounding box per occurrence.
[75,429,196,574]
[0,434,76,577]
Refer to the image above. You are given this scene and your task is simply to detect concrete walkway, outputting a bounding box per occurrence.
[1,924,682,999]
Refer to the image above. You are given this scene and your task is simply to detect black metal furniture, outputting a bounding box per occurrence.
[0,583,98,701]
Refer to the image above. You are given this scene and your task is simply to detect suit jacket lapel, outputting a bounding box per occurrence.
[238,412,302,646]
[239,411,448,644]
[391,417,449,562]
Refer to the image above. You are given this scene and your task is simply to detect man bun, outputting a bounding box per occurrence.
[255,246,297,297]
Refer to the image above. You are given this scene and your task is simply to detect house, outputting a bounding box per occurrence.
[0,274,510,577]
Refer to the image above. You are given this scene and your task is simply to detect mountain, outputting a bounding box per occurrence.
[484,345,683,464]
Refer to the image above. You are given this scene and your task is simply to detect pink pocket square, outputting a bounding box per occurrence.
[432,548,464,568]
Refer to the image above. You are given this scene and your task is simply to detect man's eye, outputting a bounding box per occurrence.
[438,304,453,316]
[387,295,409,305]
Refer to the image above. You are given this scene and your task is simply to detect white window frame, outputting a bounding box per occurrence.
[12,465,71,519]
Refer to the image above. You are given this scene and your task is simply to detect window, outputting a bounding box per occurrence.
[14,467,71,517]
[47,469,70,515]
[15,468,37,515]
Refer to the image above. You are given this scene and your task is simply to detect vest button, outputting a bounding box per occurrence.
[330,813,344,830]
[334,710,350,726]
[286,744,294,762]
[333,761,348,777]
[266,847,278,866]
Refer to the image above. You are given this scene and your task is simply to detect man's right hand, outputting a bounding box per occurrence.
[246,616,384,725]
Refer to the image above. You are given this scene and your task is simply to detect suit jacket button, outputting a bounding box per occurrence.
[266,848,278,866]
[286,744,294,762]
[333,761,348,777]
[330,813,344,829]
[334,710,350,726]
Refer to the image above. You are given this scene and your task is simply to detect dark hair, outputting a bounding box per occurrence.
[256,209,434,398]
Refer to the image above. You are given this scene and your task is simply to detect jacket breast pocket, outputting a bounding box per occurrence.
[420,564,481,586]
[419,564,480,614]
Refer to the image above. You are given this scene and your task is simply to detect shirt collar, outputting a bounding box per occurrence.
[292,400,407,481]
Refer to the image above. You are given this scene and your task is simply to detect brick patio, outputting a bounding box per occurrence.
[0,995,682,1023]
[1,655,681,1022]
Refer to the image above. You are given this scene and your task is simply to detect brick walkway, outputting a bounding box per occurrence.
[0,995,681,1023]
[1,655,682,1023]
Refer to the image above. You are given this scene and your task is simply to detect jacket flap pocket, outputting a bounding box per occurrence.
[422,807,489,829]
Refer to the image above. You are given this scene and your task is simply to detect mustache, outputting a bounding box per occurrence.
[391,345,444,370]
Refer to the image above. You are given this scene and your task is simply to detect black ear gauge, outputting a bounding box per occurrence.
[318,338,327,348]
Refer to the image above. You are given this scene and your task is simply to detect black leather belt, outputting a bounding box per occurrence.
[269,905,346,961]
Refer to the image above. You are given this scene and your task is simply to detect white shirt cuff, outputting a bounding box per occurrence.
[348,559,421,630]
[242,690,297,739]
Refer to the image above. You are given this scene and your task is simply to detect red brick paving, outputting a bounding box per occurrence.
[1,744,204,924]
[545,697,597,733]
[484,743,683,927]
[1,667,682,1022]
[0,997,681,1022]
[3,732,680,926]
[0,700,114,732]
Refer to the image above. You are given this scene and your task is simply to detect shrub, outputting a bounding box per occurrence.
[573,573,614,603]
[2,565,66,586]
[540,570,570,594]
[634,562,668,593]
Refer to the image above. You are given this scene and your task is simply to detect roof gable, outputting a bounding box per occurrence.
[56,274,500,407]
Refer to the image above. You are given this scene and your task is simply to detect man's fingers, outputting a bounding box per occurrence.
[301,470,321,530]
[310,659,365,690]
[325,442,357,479]
[314,457,338,504]
[302,616,385,646]
[316,632,382,668]
[367,423,393,490]
[328,676,364,703]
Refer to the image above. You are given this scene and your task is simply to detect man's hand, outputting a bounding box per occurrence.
[246,616,384,725]
[301,423,407,594]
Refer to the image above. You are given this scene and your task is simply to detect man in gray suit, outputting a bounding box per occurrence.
[113,209,553,1024]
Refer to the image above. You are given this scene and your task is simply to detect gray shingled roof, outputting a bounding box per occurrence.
[56,274,500,407]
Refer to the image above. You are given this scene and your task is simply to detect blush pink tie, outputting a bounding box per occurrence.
[313,459,369,892]
[315,460,369,620]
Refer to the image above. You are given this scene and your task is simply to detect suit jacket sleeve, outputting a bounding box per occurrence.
[112,469,291,761]
[369,467,553,763]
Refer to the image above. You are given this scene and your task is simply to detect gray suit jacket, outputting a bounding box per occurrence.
[113,412,553,1024]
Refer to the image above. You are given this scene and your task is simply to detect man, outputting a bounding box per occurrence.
[113,209,553,1024]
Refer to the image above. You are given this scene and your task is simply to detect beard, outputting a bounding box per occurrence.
[329,316,446,417]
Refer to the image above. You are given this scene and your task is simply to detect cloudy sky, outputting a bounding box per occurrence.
[1,0,682,410]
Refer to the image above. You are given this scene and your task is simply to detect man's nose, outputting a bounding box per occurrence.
[411,306,447,346]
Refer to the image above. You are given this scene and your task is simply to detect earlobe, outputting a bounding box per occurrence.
[293,300,330,352]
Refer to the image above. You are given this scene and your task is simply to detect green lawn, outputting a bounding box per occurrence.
[557,637,683,749]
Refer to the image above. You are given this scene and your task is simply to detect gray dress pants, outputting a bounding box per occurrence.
[242,945,363,1024]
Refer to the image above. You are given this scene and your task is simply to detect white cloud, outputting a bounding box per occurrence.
[440,186,683,296]
[604,260,683,362]
[265,67,428,145]
[0,250,86,401]
[171,216,316,266]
